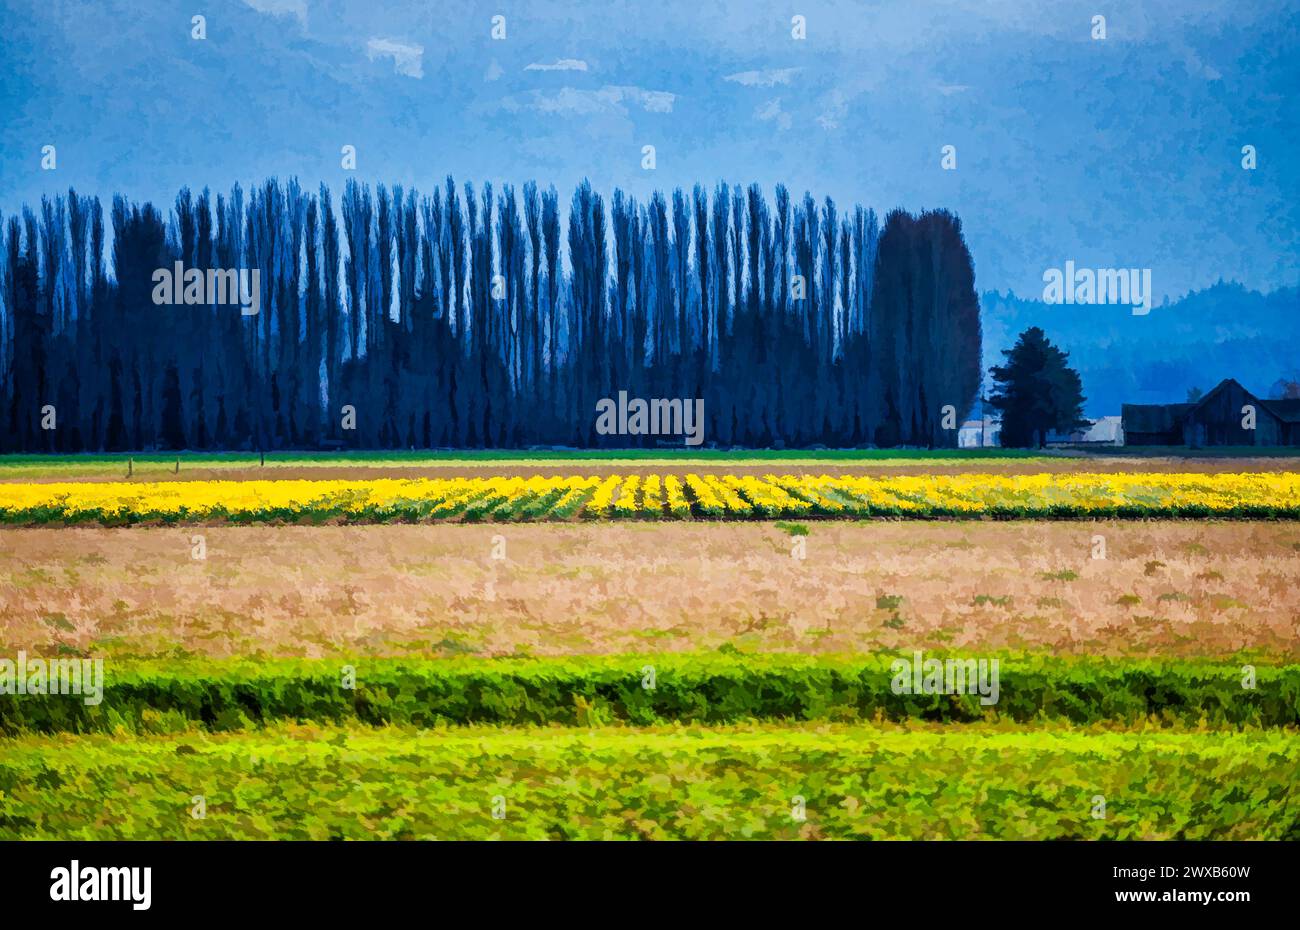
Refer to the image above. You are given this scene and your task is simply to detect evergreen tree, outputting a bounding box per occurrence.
[988,327,1088,447]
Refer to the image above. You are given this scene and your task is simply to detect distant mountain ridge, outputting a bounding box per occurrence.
[980,282,1300,418]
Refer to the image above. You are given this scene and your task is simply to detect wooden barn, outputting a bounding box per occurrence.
[1122,379,1300,447]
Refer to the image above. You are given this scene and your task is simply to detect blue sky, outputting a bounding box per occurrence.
[1,0,1296,300]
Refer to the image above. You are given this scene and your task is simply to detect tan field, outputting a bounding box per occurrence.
[2,521,1296,661]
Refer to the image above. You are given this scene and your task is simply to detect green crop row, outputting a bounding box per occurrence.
[2,653,1295,735]
[2,723,1295,840]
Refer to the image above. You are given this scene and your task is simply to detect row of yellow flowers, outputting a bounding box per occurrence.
[0,472,1296,523]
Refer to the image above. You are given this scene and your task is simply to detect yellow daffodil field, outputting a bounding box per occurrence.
[0,471,1296,524]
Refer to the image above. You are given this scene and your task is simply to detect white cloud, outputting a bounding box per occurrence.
[608,85,674,113]
[935,82,970,96]
[1171,41,1223,81]
[366,38,424,79]
[506,85,675,115]
[525,59,589,72]
[485,60,504,82]
[725,67,801,87]
[756,97,792,131]
[526,88,606,115]
[816,88,850,130]
[243,0,307,25]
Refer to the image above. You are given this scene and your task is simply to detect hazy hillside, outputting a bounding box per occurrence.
[981,283,1300,417]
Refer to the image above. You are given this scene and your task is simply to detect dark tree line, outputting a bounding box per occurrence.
[0,179,981,451]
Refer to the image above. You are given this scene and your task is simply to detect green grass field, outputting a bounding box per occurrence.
[3,653,1296,735]
[4,445,1296,474]
[0,448,1051,479]
[2,652,1296,839]
[0,449,1047,465]
[3,722,1295,840]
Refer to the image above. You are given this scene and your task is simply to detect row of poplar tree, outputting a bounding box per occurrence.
[0,178,981,451]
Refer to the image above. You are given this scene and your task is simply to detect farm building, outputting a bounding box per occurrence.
[1122,379,1300,447]
[1047,416,1124,446]
[958,416,1001,448]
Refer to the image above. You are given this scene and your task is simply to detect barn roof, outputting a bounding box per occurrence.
[1197,377,1250,407]
[1262,399,1300,423]
[1122,378,1300,432]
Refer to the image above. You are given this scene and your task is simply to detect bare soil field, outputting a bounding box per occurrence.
[3,521,1296,661]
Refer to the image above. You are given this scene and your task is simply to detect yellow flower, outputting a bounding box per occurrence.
[641,475,664,517]
[0,471,1295,523]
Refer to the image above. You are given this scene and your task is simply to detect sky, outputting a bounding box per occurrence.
[1,0,1296,301]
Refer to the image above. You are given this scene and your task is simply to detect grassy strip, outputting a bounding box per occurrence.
[1,722,1295,839]
[0,451,1048,481]
[0,448,1045,467]
[2,653,1295,735]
